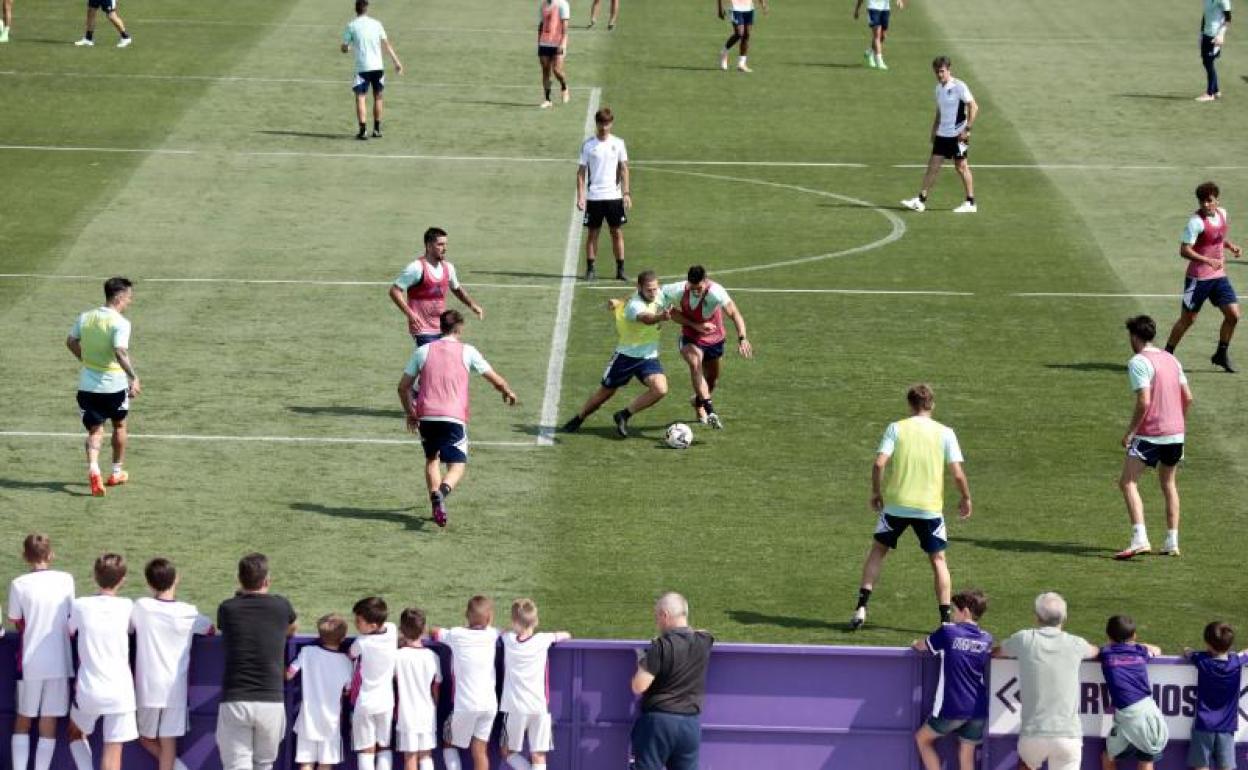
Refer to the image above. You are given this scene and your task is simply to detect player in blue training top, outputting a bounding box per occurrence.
[1099,615,1168,770]
[1183,621,1247,770]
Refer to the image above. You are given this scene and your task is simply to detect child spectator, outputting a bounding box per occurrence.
[395,608,442,770]
[1100,614,1168,770]
[433,595,501,770]
[350,596,398,770]
[911,588,992,770]
[8,534,75,770]
[132,557,216,770]
[500,598,571,770]
[1184,621,1246,770]
[67,554,137,770]
[288,614,354,770]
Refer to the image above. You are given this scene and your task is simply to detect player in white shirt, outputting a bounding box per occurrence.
[287,615,354,770]
[433,596,501,770]
[67,554,137,770]
[8,534,75,770]
[350,597,399,770]
[576,107,632,281]
[132,558,215,770]
[342,0,403,140]
[717,0,769,72]
[901,56,979,214]
[395,608,442,770]
[852,0,904,70]
[499,599,570,770]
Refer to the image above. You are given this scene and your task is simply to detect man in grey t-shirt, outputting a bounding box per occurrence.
[994,592,1099,770]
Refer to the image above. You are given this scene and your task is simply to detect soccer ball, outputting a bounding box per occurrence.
[665,422,694,449]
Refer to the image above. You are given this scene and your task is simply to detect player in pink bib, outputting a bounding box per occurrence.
[388,227,485,347]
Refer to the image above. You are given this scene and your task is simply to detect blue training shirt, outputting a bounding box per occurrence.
[1099,642,1154,710]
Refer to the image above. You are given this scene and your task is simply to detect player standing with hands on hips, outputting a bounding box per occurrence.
[902,56,978,214]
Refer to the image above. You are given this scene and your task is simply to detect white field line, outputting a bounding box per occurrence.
[0,430,537,448]
[581,286,974,296]
[1013,292,1179,298]
[0,69,596,91]
[537,87,600,446]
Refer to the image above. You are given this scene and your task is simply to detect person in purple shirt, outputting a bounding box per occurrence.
[1183,621,1247,770]
[1100,615,1168,770]
[911,588,992,770]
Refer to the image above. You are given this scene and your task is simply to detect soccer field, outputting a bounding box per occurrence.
[1,0,1245,650]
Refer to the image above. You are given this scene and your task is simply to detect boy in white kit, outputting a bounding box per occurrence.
[8,534,75,770]
[395,608,442,770]
[499,599,571,770]
[287,614,354,770]
[351,596,399,770]
[433,595,501,770]
[67,553,137,770]
[132,557,216,770]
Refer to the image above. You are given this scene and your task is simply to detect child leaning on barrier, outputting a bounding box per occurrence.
[1183,622,1247,770]
[1100,614,1168,770]
[287,614,354,770]
[500,598,571,770]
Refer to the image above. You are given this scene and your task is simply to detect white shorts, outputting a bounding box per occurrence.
[352,710,392,749]
[1017,736,1082,770]
[502,712,553,753]
[444,711,497,748]
[70,708,139,744]
[395,729,436,753]
[16,679,70,718]
[295,733,343,765]
[138,706,189,738]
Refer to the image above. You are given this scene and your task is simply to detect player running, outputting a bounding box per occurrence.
[72,0,131,48]
[562,270,670,438]
[852,0,904,70]
[1164,181,1243,372]
[718,0,768,72]
[537,0,570,109]
[588,0,618,30]
[661,265,753,429]
[901,56,978,214]
[1,0,13,43]
[66,277,140,497]
[342,0,403,140]
[389,227,486,347]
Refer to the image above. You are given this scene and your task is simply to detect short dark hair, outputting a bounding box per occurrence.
[22,533,52,564]
[466,595,494,626]
[636,270,657,286]
[145,557,177,592]
[353,596,389,625]
[94,553,127,590]
[595,107,614,125]
[932,56,951,71]
[440,308,465,335]
[355,0,368,14]
[424,226,447,245]
[1106,614,1137,643]
[1205,621,1235,653]
[686,265,707,284]
[238,552,269,591]
[907,383,935,411]
[951,588,988,620]
[1125,315,1156,342]
[400,607,427,640]
[1196,181,1220,202]
[104,276,133,303]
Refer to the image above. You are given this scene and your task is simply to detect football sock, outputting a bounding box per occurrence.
[12,735,30,770]
[918,192,928,203]
[1165,529,1179,547]
[419,759,435,770]
[89,461,101,475]
[85,30,94,41]
[442,748,463,770]
[111,463,123,476]
[376,749,392,770]
[430,490,443,504]
[34,738,56,770]
[563,415,583,431]
[939,604,952,623]
[358,122,367,135]
[69,740,92,770]
[506,755,533,770]
[439,482,452,499]
[544,85,551,101]
[856,587,872,609]
[374,119,381,132]
[620,408,632,419]
[739,55,747,65]
[357,752,376,770]
[120,30,130,38]
[966,196,976,205]
[1131,523,1148,544]
[1217,340,1230,353]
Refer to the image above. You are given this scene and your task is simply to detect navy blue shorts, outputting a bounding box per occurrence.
[1127,437,1183,468]
[730,9,754,26]
[1182,275,1238,312]
[631,712,700,770]
[418,420,468,464]
[873,512,948,553]
[413,332,442,347]
[77,390,128,429]
[87,0,117,11]
[538,44,562,57]
[867,8,890,28]
[678,336,725,361]
[352,70,385,95]
[602,353,664,389]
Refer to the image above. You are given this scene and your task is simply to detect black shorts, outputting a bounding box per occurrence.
[77,390,129,429]
[352,70,385,95]
[932,135,968,160]
[678,336,725,361]
[583,198,627,229]
[1127,438,1184,468]
[87,0,118,11]
[873,512,948,553]
[418,420,468,464]
[538,44,562,58]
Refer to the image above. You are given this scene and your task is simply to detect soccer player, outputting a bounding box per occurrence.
[852,0,904,70]
[901,56,979,214]
[587,0,618,30]
[394,608,441,770]
[851,383,972,629]
[1197,0,1232,101]
[537,0,570,109]
[8,534,75,770]
[0,0,13,43]
[1164,181,1243,372]
[389,227,486,348]
[1098,616,1168,769]
[397,309,518,527]
[562,270,670,438]
[132,558,215,770]
[349,597,398,770]
[717,0,768,72]
[1116,315,1193,560]
[500,599,571,770]
[287,615,353,770]
[67,554,137,770]
[66,276,140,497]
[576,107,631,281]
[342,0,403,140]
[661,265,753,429]
[432,596,501,770]
[72,0,130,47]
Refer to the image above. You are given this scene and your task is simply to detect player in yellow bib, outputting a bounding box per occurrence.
[66,277,140,497]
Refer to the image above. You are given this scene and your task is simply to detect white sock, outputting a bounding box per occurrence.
[12,734,30,770]
[173,759,190,770]
[89,461,101,475]
[507,755,533,770]
[1132,524,1148,544]
[418,759,435,770]
[1166,529,1179,546]
[69,740,93,770]
[111,463,123,476]
[376,749,392,770]
[442,748,463,770]
[738,55,747,64]
[533,764,546,770]
[34,738,57,770]
[357,753,376,770]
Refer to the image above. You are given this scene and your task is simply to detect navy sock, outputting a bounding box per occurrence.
[856,588,872,609]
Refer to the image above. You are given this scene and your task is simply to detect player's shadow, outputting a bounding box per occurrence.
[452,99,541,109]
[1044,362,1123,373]
[290,502,428,531]
[1117,93,1193,102]
[957,535,1110,559]
[0,478,91,497]
[727,610,926,636]
[256,130,352,140]
[653,64,723,72]
[287,405,404,419]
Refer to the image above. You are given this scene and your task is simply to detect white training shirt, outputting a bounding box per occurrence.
[393,259,462,292]
[729,0,755,11]
[350,622,399,715]
[290,645,354,742]
[1204,0,1232,37]
[7,570,75,680]
[934,77,975,138]
[69,594,136,714]
[343,15,388,73]
[436,627,500,713]
[131,597,214,709]
[395,646,442,735]
[501,632,559,714]
[579,135,629,201]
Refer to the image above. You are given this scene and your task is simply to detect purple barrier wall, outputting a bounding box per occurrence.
[0,635,1235,769]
